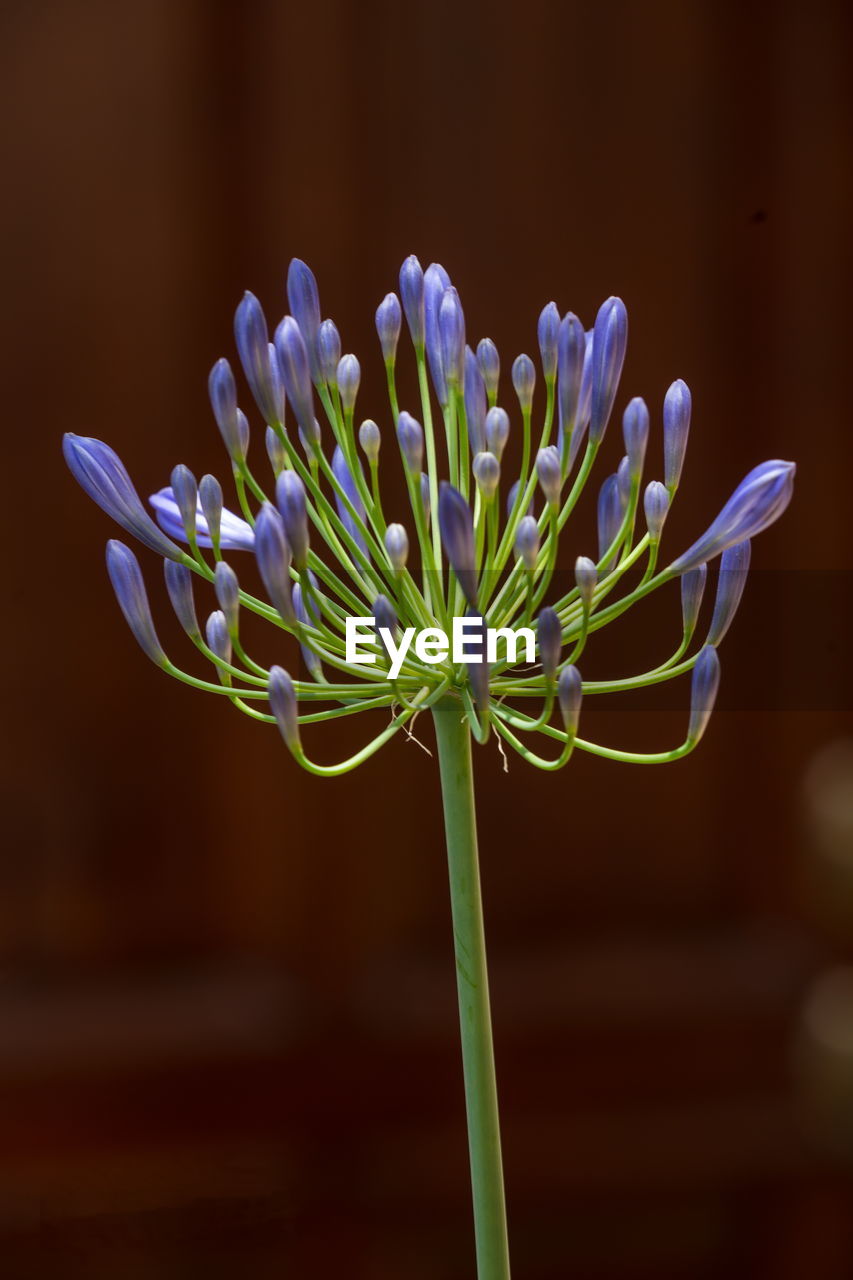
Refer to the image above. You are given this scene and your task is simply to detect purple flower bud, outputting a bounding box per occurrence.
[557,313,586,456]
[670,460,795,574]
[317,319,341,386]
[297,423,321,454]
[688,645,721,744]
[575,556,597,609]
[617,456,632,507]
[680,564,707,636]
[473,451,500,500]
[214,560,240,636]
[199,474,223,548]
[269,665,301,752]
[560,328,595,469]
[164,560,200,639]
[337,354,361,414]
[507,481,534,520]
[485,407,510,460]
[598,474,623,558]
[397,411,424,473]
[254,501,295,624]
[237,409,250,457]
[385,523,409,570]
[589,296,628,445]
[707,540,751,645]
[275,469,310,568]
[332,445,368,556]
[425,264,451,405]
[359,418,381,463]
[233,293,281,427]
[293,570,321,625]
[170,464,198,538]
[292,580,322,680]
[557,665,583,736]
[375,292,402,364]
[267,343,287,425]
[512,354,536,413]
[514,514,540,569]
[420,472,432,526]
[477,338,500,401]
[537,606,562,681]
[663,379,692,491]
[439,287,466,388]
[106,540,167,666]
[286,258,322,383]
[464,346,487,452]
[577,330,595,428]
[265,425,287,477]
[208,358,247,461]
[63,434,183,561]
[538,301,561,381]
[438,482,478,606]
[464,610,490,712]
[205,609,231,665]
[399,254,425,348]
[373,593,398,659]
[622,397,649,479]
[644,480,670,541]
[536,445,562,506]
[274,316,317,442]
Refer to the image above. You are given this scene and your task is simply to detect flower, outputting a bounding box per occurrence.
[149,488,255,551]
[668,461,795,575]
[64,254,794,774]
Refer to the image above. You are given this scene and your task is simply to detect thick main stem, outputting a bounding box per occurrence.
[432,697,511,1280]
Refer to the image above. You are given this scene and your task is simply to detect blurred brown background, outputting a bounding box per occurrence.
[3,1,853,1277]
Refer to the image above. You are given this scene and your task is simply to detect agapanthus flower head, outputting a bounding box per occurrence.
[65,254,794,775]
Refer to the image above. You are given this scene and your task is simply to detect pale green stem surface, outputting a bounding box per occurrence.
[432,698,511,1280]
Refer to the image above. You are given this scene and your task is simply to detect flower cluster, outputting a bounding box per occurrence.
[64,256,794,775]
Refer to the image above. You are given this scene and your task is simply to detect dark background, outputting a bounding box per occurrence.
[3,1,853,1277]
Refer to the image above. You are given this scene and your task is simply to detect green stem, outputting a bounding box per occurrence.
[431,698,511,1280]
